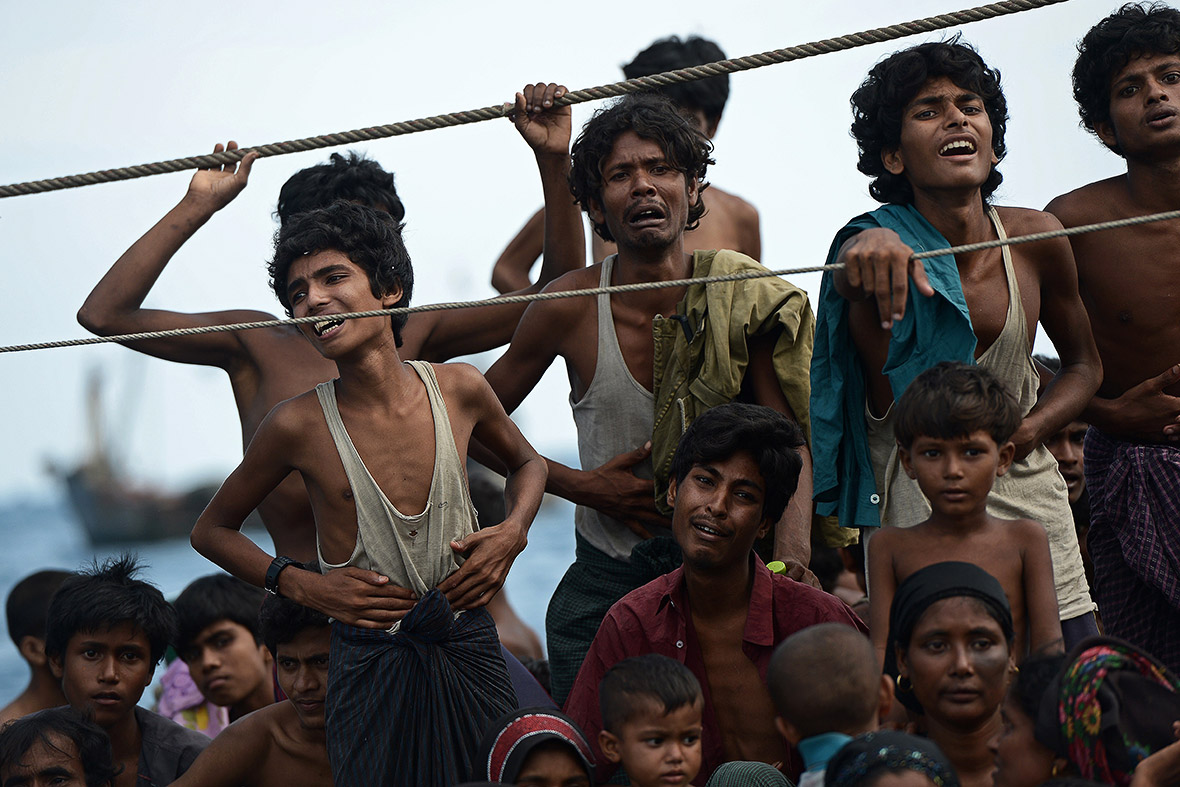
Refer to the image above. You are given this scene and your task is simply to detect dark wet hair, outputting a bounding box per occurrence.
[44,554,176,669]
[269,200,414,347]
[1073,3,1180,155]
[598,654,702,734]
[276,152,405,225]
[769,624,880,740]
[894,361,1022,450]
[669,402,804,524]
[1009,649,1067,721]
[6,570,72,647]
[827,731,960,787]
[257,563,329,658]
[568,93,713,243]
[0,708,120,787]
[623,36,730,127]
[850,38,1008,205]
[173,573,265,654]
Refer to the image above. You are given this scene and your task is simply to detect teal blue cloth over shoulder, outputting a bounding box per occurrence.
[810,204,976,529]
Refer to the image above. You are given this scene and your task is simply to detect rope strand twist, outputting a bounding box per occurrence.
[0,0,1065,199]
[4,206,1176,355]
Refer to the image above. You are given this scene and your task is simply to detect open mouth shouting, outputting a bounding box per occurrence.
[313,318,345,338]
[939,138,978,156]
[627,202,667,227]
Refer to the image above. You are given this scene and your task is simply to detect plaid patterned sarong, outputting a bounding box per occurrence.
[546,533,682,706]
[325,589,517,787]
[1085,428,1180,673]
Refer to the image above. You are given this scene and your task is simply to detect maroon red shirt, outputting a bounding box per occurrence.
[563,557,868,783]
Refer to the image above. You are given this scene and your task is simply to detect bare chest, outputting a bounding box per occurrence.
[693,616,783,763]
[958,249,1039,356]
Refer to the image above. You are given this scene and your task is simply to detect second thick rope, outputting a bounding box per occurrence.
[3,205,1177,356]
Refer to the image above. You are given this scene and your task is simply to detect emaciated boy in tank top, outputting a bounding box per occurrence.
[191,201,547,786]
[809,41,1102,645]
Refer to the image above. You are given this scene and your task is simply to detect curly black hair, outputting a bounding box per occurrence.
[1073,3,1180,155]
[668,402,804,525]
[44,554,176,669]
[276,151,405,225]
[0,708,120,787]
[623,36,730,128]
[568,93,713,243]
[269,200,414,347]
[850,38,1008,205]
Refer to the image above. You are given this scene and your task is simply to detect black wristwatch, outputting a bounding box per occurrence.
[265,556,299,597]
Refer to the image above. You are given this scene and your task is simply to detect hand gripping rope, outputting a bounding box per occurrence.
[0,0,1064,199]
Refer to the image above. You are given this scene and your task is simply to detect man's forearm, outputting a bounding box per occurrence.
[77,197,214,331]
[1022,363,1101,445]
[536,152,585,285]
[774,445,813,566]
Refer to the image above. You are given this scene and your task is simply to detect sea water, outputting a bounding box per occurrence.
[0,493,575,701]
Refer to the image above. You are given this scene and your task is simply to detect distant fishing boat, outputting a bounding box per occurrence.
[49,368,258,544]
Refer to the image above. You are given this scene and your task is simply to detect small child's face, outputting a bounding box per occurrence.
[600,700,703,787]
[899,430,1014,516]
[0,732,88,787]
[180,618,272,711]
[50,622,153,729]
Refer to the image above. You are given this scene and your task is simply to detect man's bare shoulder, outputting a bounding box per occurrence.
[993,205,1067,235]
[542,262,606,293]
[1045,176,1129,226]
[262,389,327,435]
[428,361,491,400]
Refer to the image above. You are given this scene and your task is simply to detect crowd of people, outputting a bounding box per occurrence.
[3,3,1180,785]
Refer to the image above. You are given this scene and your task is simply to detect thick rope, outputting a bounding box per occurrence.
[0,0,1065,199]
[4,206,1177,355]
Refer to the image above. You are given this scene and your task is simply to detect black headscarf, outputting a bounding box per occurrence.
[884,561,1014,712]
[826,730,960,787]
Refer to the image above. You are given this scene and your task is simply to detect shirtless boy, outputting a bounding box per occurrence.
[491,34,760,294]
[563,404,865,783]
[45,556,208,787]
[809,40,1102,645]
[77,147,574,573]
[190,199,546,785]
[1045,3,1180,672]
[0,570,72,726]
[487,85,815,704]
[172,578,333,787]
[865,363,1062,665]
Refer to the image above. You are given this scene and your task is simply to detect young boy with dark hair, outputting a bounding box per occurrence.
[171,573,273,723]
[597,654,703,787]
[171,574,332,787]
[769,624,890,787]
[565,404,865,783]
[810,38,1101,645]
[0,707,120,787]
[44,555,208,787]
[1045,2,1180,673]
[0,569,73,725]
[191,199,547,786]
[865,362,1063,666]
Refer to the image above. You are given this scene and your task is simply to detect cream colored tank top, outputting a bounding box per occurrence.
[865,207,1094,619]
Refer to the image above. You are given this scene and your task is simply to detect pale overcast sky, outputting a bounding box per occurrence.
[1,0,1130,499]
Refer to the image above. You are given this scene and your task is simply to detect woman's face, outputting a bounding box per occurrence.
[988,686,1058,787]
[898,596,1013,730]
